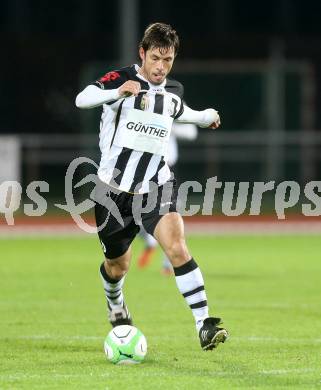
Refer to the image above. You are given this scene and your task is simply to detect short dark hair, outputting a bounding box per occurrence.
[139,23,179,55]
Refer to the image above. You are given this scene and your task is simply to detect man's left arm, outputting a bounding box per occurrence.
[175,104,221,129]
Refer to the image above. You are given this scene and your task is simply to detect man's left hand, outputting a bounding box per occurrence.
[209,113,221,129]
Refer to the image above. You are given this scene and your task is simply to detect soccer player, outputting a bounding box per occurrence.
[75,22,228,350]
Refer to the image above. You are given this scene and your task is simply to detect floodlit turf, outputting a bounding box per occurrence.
[0,234,320,389]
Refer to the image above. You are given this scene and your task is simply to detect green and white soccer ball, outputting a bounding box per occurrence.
[104,325,147,365]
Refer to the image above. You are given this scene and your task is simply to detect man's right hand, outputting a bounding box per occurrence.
[118,81,141,97]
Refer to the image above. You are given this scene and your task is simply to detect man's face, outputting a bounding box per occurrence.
[139,46,175,85]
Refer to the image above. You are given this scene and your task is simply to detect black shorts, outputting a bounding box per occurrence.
[94,179,178,259]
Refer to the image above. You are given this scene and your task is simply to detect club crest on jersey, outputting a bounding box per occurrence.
[168,100,176,117]
[140,94,150,111]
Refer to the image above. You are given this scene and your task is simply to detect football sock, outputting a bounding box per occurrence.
[173,258,209,332]
[99,262,124,309]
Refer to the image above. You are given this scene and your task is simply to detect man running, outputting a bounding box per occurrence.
[76,22,228,350]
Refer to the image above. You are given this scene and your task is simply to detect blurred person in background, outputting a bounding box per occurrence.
[137,120,198,275]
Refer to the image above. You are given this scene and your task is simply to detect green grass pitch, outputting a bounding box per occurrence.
[0,234,320,389]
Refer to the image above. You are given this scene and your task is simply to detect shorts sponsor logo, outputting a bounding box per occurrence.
[100,240,107,253]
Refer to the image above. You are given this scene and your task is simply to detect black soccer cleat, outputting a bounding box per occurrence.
[108,302,133,328]
[199,317,228,350]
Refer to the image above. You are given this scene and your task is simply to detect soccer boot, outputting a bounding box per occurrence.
[137,247,156,268]
[108,302,133,327]
[199,317,228,350]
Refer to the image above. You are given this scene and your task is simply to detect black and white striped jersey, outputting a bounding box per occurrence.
[92,64,184,194]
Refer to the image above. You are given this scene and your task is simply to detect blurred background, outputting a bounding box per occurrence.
[1,0,321,208]
[2,4,321,387]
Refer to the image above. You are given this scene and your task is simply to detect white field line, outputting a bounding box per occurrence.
[0,369,317,382]
[2,334,321,344]
[234,336,321,343]
[0,373,111,381]
[259,368,316,375]
[1,221,321,238]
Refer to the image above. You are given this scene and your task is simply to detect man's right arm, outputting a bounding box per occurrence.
[75,85,121,109]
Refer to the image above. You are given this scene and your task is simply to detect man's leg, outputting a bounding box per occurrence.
[153,212,208,326]
[153,212,228,350]
[94,187,138,328]
[99,247,133,327]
